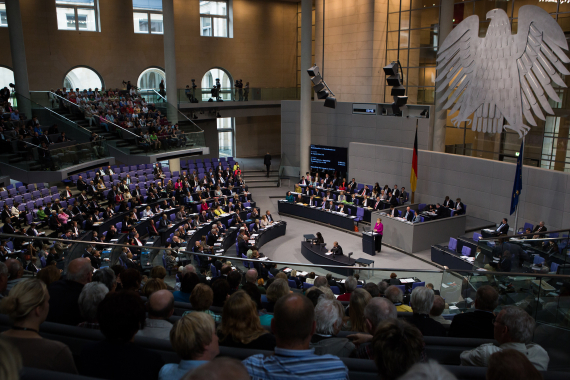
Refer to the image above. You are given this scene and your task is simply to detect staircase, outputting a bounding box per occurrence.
[243,169,280,188]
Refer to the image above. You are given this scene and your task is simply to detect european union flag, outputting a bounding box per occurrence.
[510,141,524,215]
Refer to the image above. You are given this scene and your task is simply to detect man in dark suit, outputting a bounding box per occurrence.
[392,185,400,198]
[325,200,335,211]
[443,196,454,208]
[373,196,383,211]
[331,241,343,256]
[263,152,271,177]
[491,218,509,235]
[388,192,398,206]
[448,285,498,339]
[532,221,547,235]
[337,204,346,214]
[308,196,318,207]
[454,198,465,215]
[76,176,87,192]
[388,205,398,218]
[433,203,445,219]
[403,206,414,222]
[3,218,15,234]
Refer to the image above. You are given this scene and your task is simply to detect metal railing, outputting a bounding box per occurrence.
[176,87,301,103]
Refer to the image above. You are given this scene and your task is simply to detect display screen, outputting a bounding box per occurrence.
[310,145,348,173]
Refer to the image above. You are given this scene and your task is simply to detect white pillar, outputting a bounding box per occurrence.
[5,0,30,118]
[162,0,178,123]
[169,158,180,174]
[300,0,312,176]
[432,0,454,152]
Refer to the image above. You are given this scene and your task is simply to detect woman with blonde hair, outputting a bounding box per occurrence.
[217,290,276,350]
[159,312,219,380]
[0,337,22,380]
[343,288,372,332]
[0,279,77,373]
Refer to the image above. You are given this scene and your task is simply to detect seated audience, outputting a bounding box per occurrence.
[311,297,355,357]
[429,295,450,326]
[159,312,219,380]
[142,278,168,298]
[343,288,372,332]
[136,290,175,341]
[486,349,543,380]
[78,282,109,329]
[184,357,250,380]
[36,265,61,287]
[449,285,498,339]
[460,306,549,371]
[183,283,221,323]
[211,278,230,308]
[385,285,412,312]
[92,267,117,292]
[46,258,92,325]
[372,319,424,380]
[336,276,357,301]
[79,291,164,379]
[242,293,348,379]
[407,287,446,337]
[0,278,77,373]
[218,290,276,351]
[173,272,200,303]
[265,278,291,312]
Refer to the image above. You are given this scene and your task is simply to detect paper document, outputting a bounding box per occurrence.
[325,251,333,255]
[258,257,269,261]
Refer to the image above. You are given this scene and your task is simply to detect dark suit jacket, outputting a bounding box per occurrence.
[404,210,414,222]
[46,280,84,326]
[264,154,271,165]
[331,245,344,256]
[406,313,446,337]
[448,310,495,339]
[532,225,547,233]
[496,223,509,234]
[443,199,455,208]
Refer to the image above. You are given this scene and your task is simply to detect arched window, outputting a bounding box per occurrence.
[138,67,165,91]
[63,67,104,91]
[201,67,232,101]
[0,66,14,90]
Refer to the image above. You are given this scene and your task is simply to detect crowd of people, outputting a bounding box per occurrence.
[0,258,552,380]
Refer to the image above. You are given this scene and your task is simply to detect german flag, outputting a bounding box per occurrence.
[410,126,418,193]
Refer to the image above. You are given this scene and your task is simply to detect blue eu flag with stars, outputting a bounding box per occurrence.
[510,141,523,215]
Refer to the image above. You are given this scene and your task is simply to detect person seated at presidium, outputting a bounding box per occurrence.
[331,241,343,256]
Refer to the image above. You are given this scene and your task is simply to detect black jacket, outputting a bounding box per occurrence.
[406,313,446,337]
[46,280,84,326]
[448,310,495,340]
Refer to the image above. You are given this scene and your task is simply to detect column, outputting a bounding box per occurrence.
[169,158,180,174]
[5,0,30,118]
[300,0,312,176]
[162,0,178,123]
[432,0,454,152]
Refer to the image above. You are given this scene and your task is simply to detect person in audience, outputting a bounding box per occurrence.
[173,272,200,303]
[363,282,379,297]
[78,282,109,329]
[4,259,24,293]
[120,268,142,292]
[407,286,446,337]
[372,319,424,380]
[36,265,61,287]
[92,267,117,292]
[245,268,266,294]
[46,258,92,326]
[79,291,164,379]
[0,336,22,380]
[159,312,219,380]
[389,272,402,285]
[311,297,355,357]
[343,288,372,332]
[242,293,348,379]
[429,295,450,326]
[183,283,221,322]
[398,361,457,380]
[0,278,77,373]
[142,278,168,297]
[266,278,291,312]
[385,285,412,312]
[184,357,250,380]
[218,290,276,350]
[337,276,357,301]
[211,278,230,308]
[449,285,498,339]
[486,349,543,380]
[460,306,549,371]
[136,290,174,340]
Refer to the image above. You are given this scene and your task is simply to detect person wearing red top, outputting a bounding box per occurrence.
[115,193,124,203]
[200,201,209,213]
[336,276,358,302]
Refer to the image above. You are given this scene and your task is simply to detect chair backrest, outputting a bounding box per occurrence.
[472,232,482,241]
[533,255,545,265]
[287,279,296,288]
[448,237,457,251]
[551,262,560,273]
[357,207,364,217]
[550,233,559,238]
[523,222,533,231]
[411,281,425,290]
[303,283,313,290]
[418,203,426,211]
[330,286,341,295]
[461,246,471,257]
[395,285,406,293]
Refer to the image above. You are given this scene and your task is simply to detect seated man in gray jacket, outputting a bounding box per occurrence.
[309,297,355,357]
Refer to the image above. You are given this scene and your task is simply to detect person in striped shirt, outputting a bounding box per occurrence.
[242,293,349,380]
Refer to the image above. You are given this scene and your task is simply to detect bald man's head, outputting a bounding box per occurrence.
[148,289,174,319]
[272,293,315,348]
[245,269,258,284]
[67,258,93,285]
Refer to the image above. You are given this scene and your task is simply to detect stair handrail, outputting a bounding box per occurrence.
[44,91,140,140]
[149,89,204,133]
[20,91,94,137]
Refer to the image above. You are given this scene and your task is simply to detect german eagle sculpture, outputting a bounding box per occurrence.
[436,5,570,137]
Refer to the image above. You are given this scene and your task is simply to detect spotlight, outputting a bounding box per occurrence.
[384,61,407,115]
[307,65,320,77]
[307,64,337,109]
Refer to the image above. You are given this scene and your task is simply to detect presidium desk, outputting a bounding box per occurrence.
[371,211,467,254]
[278,201,356,231]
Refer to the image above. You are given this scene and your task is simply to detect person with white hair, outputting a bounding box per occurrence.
[460,306,549,371]
[337,276,357,301]
[408,286,446,337]
[92,267,116,292]
[78,282,109,329]
[310,297,355,357]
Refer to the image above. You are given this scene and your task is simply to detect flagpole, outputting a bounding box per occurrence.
[513,135,525,233]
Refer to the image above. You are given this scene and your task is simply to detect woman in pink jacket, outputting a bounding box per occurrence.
[374,217,384,252]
